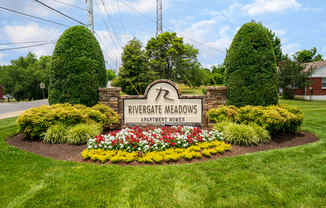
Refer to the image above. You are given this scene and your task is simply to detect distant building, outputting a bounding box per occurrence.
[295,61,326,100]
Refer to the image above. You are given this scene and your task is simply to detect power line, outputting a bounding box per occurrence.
[120,0,225,54]
[94,1,122,64]
[0,6,70,27]
[100,0,124,47]
[113,0,130,37]
[0,42,55,52]
[156,0,162,35]
[49,0,88,11]
[32,0,87,25]
[0,40,50,45]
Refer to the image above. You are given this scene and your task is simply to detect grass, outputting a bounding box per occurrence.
[178,84,207,95]
[0,100,326,207]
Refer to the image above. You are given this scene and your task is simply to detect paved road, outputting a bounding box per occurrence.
[0,99,48,114]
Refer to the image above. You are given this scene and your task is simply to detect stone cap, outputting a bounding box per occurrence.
[206,86,227,91]
[99,87,121,92]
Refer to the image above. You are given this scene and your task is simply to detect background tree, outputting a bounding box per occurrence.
[49,26,106,106]
[265,28,285,65]
[209,64,225,85]
[181,63,210,88]
[0,52,50,101]
[106,69,116,82]
[145,32,199,82]
[115,38,156,95]
[293,47,323,63]
[278,58,312,99]
[224,22,279,107]
[253,21,286,65]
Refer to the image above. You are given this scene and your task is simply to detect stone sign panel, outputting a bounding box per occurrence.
[123,80,203,126]
[98,80,227,129]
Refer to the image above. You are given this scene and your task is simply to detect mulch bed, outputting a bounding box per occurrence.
[6,132,319,166]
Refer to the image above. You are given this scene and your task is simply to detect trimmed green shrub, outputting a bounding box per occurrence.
[215,122,271,146]
[92,104,120,128]
[207,106,239,123]
[17,103,119,139]
[224,22,278,107]
[43,123,68,144]
[49,25,106,106]
[208,105,303,135]
[66,123,102,145]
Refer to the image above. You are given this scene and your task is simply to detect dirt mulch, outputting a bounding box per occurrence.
[6,132,319,166]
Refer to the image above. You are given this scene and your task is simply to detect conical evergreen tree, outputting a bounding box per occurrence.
[224,22,279,107]
[49,26,106,106]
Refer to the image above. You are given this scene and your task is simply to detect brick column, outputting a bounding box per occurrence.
[98,88,121,112]
[99,87,122,129]
[204,86,227,129]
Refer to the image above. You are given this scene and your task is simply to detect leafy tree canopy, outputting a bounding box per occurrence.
[145,32,199,82]
[0,52,50,101]
[106,69,116,82]
[115,38,157,95]
[278,57,312,99]
[293,47,323,63]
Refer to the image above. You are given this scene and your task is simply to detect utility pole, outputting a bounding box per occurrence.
[87,0,94,33]
[156,0,163,36]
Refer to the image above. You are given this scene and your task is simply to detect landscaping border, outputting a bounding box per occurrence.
[6,131,319,166]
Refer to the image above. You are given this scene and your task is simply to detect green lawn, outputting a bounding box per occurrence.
[1,100,326,208]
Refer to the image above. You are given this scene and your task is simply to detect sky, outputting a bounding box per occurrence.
[0,0,325,70]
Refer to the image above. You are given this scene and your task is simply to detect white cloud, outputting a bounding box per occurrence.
[283,43,300,55]
[205,26,232,53]
[96,0,156,15]
[95,30,133,69]
[177,19,232,64]
[3,23,60,57]
[242,0,301,15]
[1,0,79,17]
[0,53,9,65]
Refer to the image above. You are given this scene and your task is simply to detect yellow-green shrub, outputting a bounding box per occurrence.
[66,123,102,145]
[17,103,119,139]
[92,104,120,128]
[208,105,303,135]
[216,122,271,146]
[43,123,68,144]
[207,106,239,123]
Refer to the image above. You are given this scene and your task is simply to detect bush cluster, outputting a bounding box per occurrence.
[17,103,119,143]
[215,122,271,146]
[207,105,303,135]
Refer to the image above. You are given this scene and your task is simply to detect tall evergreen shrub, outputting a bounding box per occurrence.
[224,22,279,106]
[49,26,106,106]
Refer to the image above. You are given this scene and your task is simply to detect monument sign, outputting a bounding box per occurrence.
[123,80,203,126]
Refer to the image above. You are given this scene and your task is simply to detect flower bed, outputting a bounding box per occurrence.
[82,140,232,163]
[87,126,223,152]
[83,126,231,164]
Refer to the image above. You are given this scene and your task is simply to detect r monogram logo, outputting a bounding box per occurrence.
[155,87,173,101]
